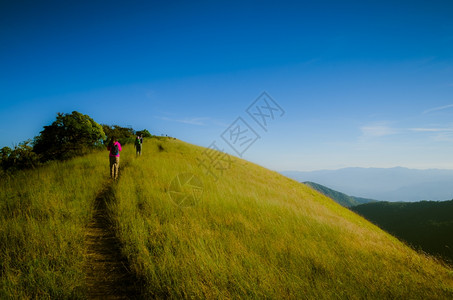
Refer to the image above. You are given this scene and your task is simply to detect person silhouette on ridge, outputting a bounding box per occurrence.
[135,135,142,156]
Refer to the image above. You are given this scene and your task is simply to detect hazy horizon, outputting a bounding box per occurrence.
[280,165,453,172]
[282,167,453,201]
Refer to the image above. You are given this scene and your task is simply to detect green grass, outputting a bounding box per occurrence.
[0,151,109,299]
[112,138,453,299]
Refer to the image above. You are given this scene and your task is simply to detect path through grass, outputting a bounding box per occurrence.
[84,181,140,299]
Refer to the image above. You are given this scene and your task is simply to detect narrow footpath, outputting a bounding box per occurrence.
[84,179,140,299]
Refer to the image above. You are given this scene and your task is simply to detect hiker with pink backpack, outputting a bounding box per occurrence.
[107,137,122,180]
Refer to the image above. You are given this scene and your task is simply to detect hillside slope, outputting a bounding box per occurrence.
[304,181,377,207]
[351,200,453,265]
[112,138,453,299]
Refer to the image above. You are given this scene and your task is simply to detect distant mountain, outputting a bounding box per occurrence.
[282,167,453,202]
[351,200,453,264]
[304,181,377,208]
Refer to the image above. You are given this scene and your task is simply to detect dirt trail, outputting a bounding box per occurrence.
[84,181,140,299]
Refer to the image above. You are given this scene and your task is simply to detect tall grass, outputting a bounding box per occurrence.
[113,138,453,299]
[0,150,109,298]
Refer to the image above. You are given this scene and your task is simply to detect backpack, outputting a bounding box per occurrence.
[111,143,119,156]
[135,138,141,146]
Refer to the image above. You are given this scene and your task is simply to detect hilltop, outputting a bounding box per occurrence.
[303,181,377,207]
[1,138,453,298]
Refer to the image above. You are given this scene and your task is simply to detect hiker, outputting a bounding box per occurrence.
[107,137,122,180]
[135,135,142,156]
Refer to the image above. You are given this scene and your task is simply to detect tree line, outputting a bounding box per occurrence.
[0,111,152,173]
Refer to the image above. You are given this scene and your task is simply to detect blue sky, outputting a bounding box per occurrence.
[1,0,453,171]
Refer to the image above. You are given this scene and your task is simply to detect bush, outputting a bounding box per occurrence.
[136,129,152,138]
[102,125,134,145]
[0,141,40,171]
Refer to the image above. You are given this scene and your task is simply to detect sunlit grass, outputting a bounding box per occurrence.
[0,151,108,298]
[113,138,453,299]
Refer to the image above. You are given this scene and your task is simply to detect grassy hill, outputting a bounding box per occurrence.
[1,138,453,298]
[113,139,453,298]
[351,200,453,265]
[0,151,108,298]
[304,181,377,207]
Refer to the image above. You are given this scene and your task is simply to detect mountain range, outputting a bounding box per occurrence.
[282,167,453,202]
[304,181,377,207]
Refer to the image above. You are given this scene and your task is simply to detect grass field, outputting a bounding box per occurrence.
[1,138,453,299]
[112,138,453,299]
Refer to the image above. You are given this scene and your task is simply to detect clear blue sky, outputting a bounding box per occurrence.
[1,0,453,171]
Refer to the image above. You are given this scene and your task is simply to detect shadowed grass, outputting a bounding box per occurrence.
[113,138,453,299]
